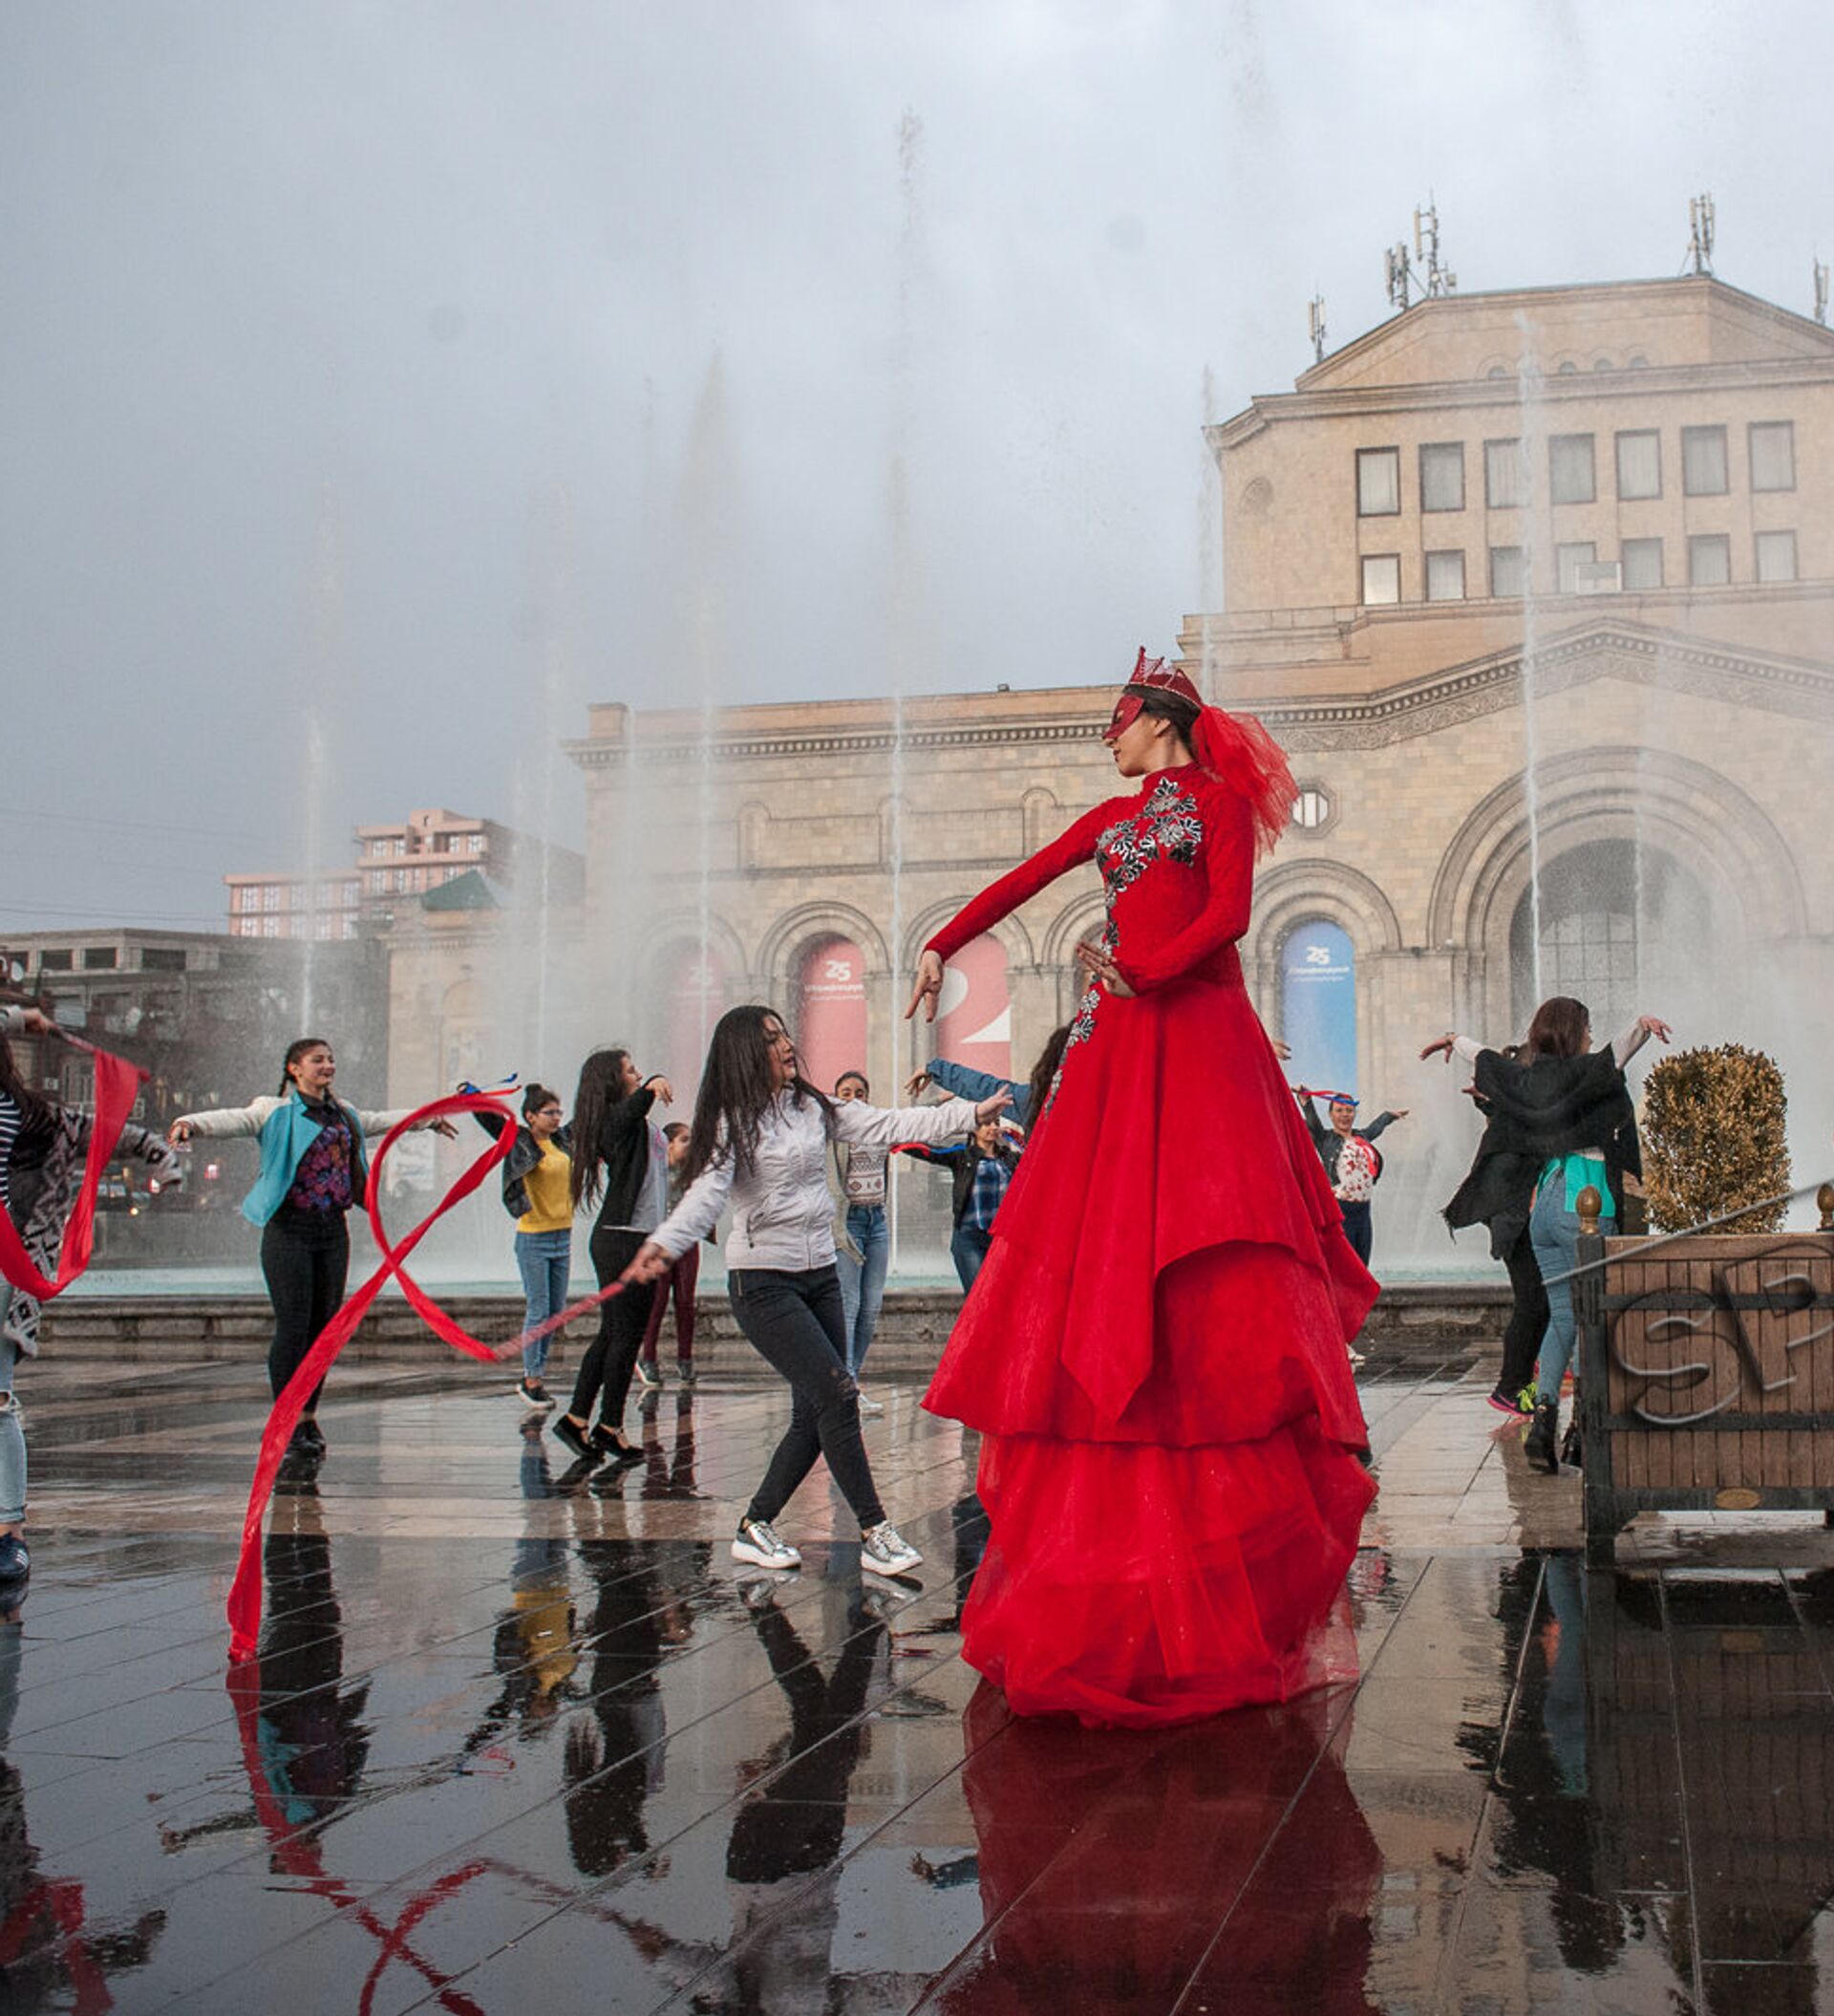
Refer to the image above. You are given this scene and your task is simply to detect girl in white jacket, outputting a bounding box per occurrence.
[625,1005,1006,1580]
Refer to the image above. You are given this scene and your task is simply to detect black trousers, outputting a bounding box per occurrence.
[1340,1199,1374,1266]
[1498,1222,1549,1397]
[569,1225,657,1427]
[730,1266,884,1531]
[259,1206,351,1408]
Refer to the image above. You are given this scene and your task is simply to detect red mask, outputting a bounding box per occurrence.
[1102,691,1145,744]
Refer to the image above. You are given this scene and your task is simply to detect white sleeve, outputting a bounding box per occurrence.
[1610,1021,1647,1068]
[651,1154,734,1259]
[354,1107,420,1135]
[171,1100,270,1140]
[833,1095,977,1150]
[1452,1036,1485,1065]
[0,1007,25,1036]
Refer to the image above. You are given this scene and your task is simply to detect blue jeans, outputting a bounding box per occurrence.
[514,1229,572,1380]
[0,1324,24,1527]
[1529,1178,1615,1405]
[950,1224,993,1292]
[835,1205,889,1376]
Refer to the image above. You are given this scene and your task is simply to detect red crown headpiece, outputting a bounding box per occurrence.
[1121,647,1203,708]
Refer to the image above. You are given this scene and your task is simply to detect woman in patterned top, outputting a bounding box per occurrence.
[905,651,1377,1727]
[170,1039,455,1462]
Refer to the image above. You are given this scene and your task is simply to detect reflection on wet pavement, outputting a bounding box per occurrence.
[2,1344,1833,2008]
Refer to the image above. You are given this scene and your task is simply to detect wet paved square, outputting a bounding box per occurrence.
[8,1345,1834,2012]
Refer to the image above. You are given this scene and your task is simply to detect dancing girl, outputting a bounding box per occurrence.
[1,1006,180,1588]
[169,1038,454,1461]
[552,1049,671,1466]
[906,650,1378,1726]
[1427,997,1669,1470]
[623,1005,1003,1579]
[471,1082,575,1410]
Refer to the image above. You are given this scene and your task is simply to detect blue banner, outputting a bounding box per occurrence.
[1281,921,1357,1098]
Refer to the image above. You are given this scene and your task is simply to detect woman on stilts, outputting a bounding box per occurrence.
[907,650,1379,1726]
[622,1005,1004,1578]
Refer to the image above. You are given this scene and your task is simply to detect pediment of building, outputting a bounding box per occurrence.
[1253,616,1834,751]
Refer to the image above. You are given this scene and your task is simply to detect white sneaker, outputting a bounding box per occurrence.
[1346,1345,1367,1367]
[634,1360,663,1390]
[732,1518,801,1572]
[516,1377,557,1410]
[861,1522,922,1578]
[856,1392,885,1416]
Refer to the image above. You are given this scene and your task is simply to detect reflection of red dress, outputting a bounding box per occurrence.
[924,761,1377,1726]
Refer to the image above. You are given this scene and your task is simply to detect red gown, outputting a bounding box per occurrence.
[923,759,1378,1727]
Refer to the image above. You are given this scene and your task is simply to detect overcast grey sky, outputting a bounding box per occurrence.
[4,0,1829,931]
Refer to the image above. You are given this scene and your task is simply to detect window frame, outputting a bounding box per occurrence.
[1748,420,1796,494]
[1548,433,1597,506]
[1755,528,1799,583]
[1355,446,1401,518]
[1688,531,1732,587]
[1418,441,1465,514]
[1359,552,1402,606]
[1483,438,1524,509]
[1620,537,1665,590]
[1423,548,1466,602]
[1488,545,1527,597]
[1613,429,1662,502]
[1681,424,1729,497]
[1555,541,1598,594]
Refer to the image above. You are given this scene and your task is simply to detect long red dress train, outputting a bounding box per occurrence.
[923,752,1378,1727]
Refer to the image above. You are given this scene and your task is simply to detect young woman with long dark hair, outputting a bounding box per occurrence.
[1427,996,1670,1470]
[551,1049,672,1466]
[168,1037,455,1460]
[905,649,1377,1726]
[622,1005,1004,1579]
[0,1005,181,1586]
[471,1082,574,1411]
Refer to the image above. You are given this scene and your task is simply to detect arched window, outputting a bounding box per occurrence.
[793,934,868,1094]
[1509,839,1710,1036]
[935,934,1012,1081]
[1280,921,1357,1095]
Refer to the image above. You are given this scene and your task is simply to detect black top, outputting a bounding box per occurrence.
[1442,1048,1641,1258]
[1301,1100,1397,1187]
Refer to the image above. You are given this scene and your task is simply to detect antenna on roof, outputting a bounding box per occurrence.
[1815,258,1829,327]
[1308,294,1328,363]
[1385,243,1412,311]
[1688,193,1716,276]
[1414,197,1458,297]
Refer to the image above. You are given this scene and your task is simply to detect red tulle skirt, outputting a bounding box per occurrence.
[925,959,1377,1727]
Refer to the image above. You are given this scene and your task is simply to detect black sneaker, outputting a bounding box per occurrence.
[634,1359,663,1391]
[0,1535,29,1585]
[291,1418,326,1454]
[553,1415,599,1462]
[679,1362,698,1386]
[589,1423,645,1465]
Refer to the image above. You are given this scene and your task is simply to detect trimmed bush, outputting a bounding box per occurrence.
[1640,1044,1790,1235]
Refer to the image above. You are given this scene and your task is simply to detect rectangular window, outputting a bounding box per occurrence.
[1549,434,1596,504]
[37,949,72,972]
[1359,553,1401,605]
[1614,430,1662,501]
[1689,533,1732,586]
[394,869,410,893]
[1682,424,1729,495]
[261,886,279,912]
[1356,447,1400,517]
[139,947,186,973]
[1419,442,1464,512]
[1555,541,1597,594]
[262,917,281,938]
[1621,537,1664,590]
[82,946,117,970]
[1484,438,1524,508]
[1424,548,1466,601]
[1489,546,1526,597]
[1755,529,1798,582]
[1749,420,1796,493]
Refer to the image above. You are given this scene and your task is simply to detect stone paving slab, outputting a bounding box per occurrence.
[1,1340,1833,2010]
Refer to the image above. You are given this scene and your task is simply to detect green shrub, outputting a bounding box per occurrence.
[1640,1044,1790,1235]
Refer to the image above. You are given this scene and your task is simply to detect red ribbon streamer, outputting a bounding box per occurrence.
[0,1043,147,1301]
[225,1089,635,1659]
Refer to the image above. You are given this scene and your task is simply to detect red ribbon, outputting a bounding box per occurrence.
[225,1089,634,1659]
[0,1043,147,1300]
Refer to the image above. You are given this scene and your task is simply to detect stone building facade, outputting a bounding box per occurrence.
[386,273,1834,1259]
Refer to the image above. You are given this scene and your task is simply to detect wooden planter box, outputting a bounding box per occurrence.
[1575,1215,1834,1563]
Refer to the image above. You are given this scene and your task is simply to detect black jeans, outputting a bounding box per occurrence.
[1340,1199,1374,1266]
[1499,1220,1550,1398]
[259,1205,351,1409]
[569,1225,656,1428]
[730,1266,884,1532]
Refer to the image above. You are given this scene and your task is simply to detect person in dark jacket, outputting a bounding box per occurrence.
[1293,1088,1406,1267]
[902,1115,1021,1291]
[552,1049,672,1466]
[1426,997,1670,1471]
[471,1082,575,1410]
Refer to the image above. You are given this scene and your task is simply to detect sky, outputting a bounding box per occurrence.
[4,0,1831,931]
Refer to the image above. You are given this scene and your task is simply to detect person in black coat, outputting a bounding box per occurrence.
[1426,997,1670,1470]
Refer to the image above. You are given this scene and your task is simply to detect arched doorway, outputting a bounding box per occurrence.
[1279,919,1358,1096]
[934,934,1012,1082]
[792,933,868,1094]
[1509,838,1712,1038]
